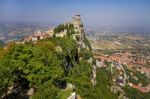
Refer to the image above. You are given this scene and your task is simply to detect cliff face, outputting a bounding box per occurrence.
[54,15,96,85]
[71,15,96,85]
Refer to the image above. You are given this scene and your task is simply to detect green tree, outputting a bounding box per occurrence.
[79,48,93,60]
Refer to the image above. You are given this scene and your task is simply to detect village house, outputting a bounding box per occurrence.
[23,28,54,42]
[45,28,54,37]
[128,82,150,93]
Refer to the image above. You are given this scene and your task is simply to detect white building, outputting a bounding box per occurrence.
[55,29,67,37]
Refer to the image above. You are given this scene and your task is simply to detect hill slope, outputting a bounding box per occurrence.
[0,15,118,99]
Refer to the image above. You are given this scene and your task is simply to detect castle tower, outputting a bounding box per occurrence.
[72,15,84,40]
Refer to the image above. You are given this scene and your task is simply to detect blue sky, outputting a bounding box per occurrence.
[0,0,150,27]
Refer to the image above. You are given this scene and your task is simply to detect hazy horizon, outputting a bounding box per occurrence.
[0,0,150,29]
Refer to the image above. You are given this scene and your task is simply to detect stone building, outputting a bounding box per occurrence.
[45,28,54,37]
[71,15,84,41]
[55,29,67,37]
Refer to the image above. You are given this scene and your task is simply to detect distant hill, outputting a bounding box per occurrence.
[89,34,150,50]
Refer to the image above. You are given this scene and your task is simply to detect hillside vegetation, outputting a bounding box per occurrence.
[0,16,119,99]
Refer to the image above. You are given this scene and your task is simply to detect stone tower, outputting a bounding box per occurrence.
[71,15,84,40]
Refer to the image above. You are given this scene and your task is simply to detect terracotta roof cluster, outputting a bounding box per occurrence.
[129,82,150,93]
[96,51,150,78]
